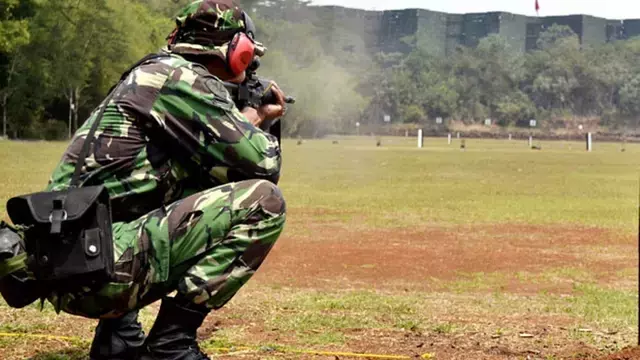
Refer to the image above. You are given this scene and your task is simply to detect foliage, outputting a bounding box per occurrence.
[3,0,640,138]
[366,24,640,130]
[0,0,170,139]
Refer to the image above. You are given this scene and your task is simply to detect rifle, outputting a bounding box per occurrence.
[223,59,295,144]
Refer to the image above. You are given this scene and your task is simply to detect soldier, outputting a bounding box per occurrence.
[0,0,287,359]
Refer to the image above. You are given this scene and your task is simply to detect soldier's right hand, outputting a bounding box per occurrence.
[241,81,286,130]
[257,81,286,122]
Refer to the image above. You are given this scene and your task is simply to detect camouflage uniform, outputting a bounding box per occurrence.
[37,9,285,319]
[0,2,282,357]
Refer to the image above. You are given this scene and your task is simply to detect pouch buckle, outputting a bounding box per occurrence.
[49,198,67,235]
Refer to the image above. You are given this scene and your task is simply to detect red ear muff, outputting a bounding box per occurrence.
[227,32,255,76]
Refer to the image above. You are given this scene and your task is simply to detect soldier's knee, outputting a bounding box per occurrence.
[254,180,286,216]
[233,179,286,218]
[233,180,286,226]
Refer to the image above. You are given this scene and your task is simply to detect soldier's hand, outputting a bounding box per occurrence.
[241,82,286,130]
[241,107,264,127]
[257,82,286,123]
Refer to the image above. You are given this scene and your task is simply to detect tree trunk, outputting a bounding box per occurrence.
[68,88,73,138]
[73,87,79,132]
[2,94,6,139]
[2,57,18,140]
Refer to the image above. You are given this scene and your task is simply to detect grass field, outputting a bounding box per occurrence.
[0,136,638,359]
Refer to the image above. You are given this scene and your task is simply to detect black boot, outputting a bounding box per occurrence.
[138,297,211,360]
[89,310,146,360]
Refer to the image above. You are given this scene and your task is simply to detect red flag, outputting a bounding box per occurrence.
[535,0,540,14]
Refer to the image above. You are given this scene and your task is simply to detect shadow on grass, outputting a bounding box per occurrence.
[28,347,87,360]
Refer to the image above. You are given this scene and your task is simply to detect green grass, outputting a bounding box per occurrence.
[432,322,457,334]
[29,349,88,360]
[232,283,636,338]
[282,136,640,231]
[545,283,638,330]
[200,328,246,349]
[0,137,638,231]
[0,141,65,221]
[0,285,636,356]
[0,136,638,357]
[436,267,600,293]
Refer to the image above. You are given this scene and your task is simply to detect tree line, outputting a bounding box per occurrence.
[2,0,640,139]
[368,25,640,134]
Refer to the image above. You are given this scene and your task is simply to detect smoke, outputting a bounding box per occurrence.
[252,10,373,138]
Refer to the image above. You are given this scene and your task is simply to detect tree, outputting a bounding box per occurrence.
[0,0,37,137]
[12,0,168,138]
[524,25,581,113]
[619,74,640,115]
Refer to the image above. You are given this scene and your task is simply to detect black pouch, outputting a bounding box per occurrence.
[6,185,114,290]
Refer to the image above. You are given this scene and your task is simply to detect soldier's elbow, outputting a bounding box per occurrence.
[265,171,280,185]
[259,153,281,185]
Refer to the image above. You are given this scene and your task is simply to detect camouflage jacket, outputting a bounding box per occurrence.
[46,52,281,223]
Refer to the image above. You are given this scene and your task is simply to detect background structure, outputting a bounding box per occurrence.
[259,5,640,56]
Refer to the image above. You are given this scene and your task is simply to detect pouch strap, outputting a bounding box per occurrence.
[69,89,117,189]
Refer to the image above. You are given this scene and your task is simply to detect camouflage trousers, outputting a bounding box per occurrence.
[49,179,286,319]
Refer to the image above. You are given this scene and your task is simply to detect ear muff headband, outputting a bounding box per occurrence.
[227,31,256,76]
[243,11,257,40]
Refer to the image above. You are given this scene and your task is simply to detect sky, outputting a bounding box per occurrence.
[306,0,640,20]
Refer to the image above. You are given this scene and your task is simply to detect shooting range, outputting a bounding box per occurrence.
[2,0,640,359]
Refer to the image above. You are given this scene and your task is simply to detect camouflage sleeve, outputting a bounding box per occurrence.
[149,63,281,185]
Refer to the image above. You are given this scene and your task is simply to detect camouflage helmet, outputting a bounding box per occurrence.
[166,0,266,60]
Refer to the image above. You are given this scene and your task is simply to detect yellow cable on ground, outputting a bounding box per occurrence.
[285,348,426,359]
[0,331,435,359]
[0,332,78,342]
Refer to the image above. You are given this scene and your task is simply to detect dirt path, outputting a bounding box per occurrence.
[255,213,634,293]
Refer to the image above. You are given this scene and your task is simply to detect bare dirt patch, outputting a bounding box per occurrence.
[255,213,634,293]
[593,347,640,360]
